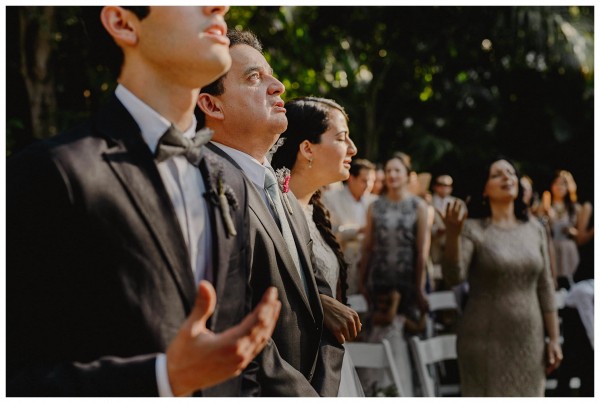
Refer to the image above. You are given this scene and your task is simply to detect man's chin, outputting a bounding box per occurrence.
[201,54,232,85]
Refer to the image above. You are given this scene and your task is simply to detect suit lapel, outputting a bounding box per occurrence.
[206,143,315,315]
[285,193,323,318]
[96,98,196,312]
[246,181,314,315]
[198,154,229,326]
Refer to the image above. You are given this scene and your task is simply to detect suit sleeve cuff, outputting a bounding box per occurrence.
[156,353,175,397]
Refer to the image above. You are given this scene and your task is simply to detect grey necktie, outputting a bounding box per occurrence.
[264,168,308,293]
[155,124,213,165]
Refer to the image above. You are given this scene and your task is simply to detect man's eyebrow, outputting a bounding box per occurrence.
[242,65,274,76]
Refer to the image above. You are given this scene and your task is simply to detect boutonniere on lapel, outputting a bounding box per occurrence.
[205,155,238,237]
[275,167,294,215]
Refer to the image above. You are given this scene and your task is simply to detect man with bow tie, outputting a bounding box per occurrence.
[7,6,280,397]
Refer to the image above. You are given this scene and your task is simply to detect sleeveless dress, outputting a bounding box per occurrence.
[549,206,580,282]
[367,195,420,317]
[302,204,365,397]
[442,218,556,396]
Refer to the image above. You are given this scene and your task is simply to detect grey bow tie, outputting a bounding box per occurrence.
[155,124,213,165]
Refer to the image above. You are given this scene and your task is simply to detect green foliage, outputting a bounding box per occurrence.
[7,6,594,200]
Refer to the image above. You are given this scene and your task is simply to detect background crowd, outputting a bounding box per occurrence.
[322,154,593,396]
[5,5,594,399]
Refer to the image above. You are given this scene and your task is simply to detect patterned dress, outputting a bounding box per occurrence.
[367,195,420,317]
[442,218,556,396]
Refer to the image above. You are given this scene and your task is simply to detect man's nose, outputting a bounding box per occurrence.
[203,6,229,16]
[268,76,285,96]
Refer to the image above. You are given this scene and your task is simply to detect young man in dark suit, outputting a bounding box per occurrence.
[7,6,280,397]
[197,29,361,396]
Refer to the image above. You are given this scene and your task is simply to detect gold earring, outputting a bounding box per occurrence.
[308,159,313,168]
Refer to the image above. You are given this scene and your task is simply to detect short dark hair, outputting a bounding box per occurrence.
[200,29,263,97]
[349,159,375,178]
[81,6,150,79]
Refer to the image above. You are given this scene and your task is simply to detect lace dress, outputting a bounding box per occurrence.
[442,218,556,396]
[302,204,364,397]
[367,195,420,316]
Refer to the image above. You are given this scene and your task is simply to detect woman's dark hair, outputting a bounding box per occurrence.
[550,170,577,218]
[271,97,350,304]
[386,151,412,172]
[466,156,529,222]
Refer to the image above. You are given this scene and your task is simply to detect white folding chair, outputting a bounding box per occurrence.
[347,293,369,313]
[409,334,459,397]
[426,290,460,337]
[346,339,407,397]
[555,288,568,309]
[428,290,459,311]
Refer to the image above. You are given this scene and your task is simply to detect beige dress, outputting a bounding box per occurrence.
[442,218,556,397]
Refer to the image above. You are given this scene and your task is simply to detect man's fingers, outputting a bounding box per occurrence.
[189,280,217,335]
[223,287,280,347]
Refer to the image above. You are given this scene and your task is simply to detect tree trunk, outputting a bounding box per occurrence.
[364,61,392,161]
[19,6,58,140]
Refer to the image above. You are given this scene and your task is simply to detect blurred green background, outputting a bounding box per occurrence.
[6,6,594,201]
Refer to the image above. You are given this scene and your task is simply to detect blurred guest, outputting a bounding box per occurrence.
[359,284,425,396]
[323,158,378,294]
[359,152,431,319]
[429,174,464,290]
[520,175,539,214]
[574,201,594,282]
[442,157,562,397]
[521,175,558,288]
[371,164,386,195]
[271,96,364,397]
[432,174,455,213]
[540,170,593,288]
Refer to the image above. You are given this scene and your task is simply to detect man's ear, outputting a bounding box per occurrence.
[100,6,139,47]
[197,94,224,121]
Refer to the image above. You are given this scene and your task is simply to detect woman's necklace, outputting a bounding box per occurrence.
[553,201,567,217]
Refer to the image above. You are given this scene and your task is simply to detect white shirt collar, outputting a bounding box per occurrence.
[210,142,271,189]
[115,84,197,154]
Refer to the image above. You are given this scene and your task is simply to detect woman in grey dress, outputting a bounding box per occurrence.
[442,158,563,396]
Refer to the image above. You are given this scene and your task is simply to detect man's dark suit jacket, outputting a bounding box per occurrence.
[207,143,344,396]
[6,97,255,397]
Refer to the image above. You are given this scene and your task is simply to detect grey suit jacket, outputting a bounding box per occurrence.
[207,143,344,396]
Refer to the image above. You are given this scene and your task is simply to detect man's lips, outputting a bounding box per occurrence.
[203,23,229,45]
[273,101,286,112]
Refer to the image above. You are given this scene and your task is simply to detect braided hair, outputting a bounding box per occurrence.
[271,97,350,304]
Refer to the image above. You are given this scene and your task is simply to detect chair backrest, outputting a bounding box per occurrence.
[426,291,460,337]
[555,288,568,309]
[428,290,459,312]
[409,334,458,397]
[347,293,369,313]
[346,339,406,396]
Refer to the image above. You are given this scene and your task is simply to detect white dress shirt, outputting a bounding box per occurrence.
[210,142,275,213]
[115,84,212,397]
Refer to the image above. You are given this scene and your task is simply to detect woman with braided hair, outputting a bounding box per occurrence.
[271,96,364,397]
